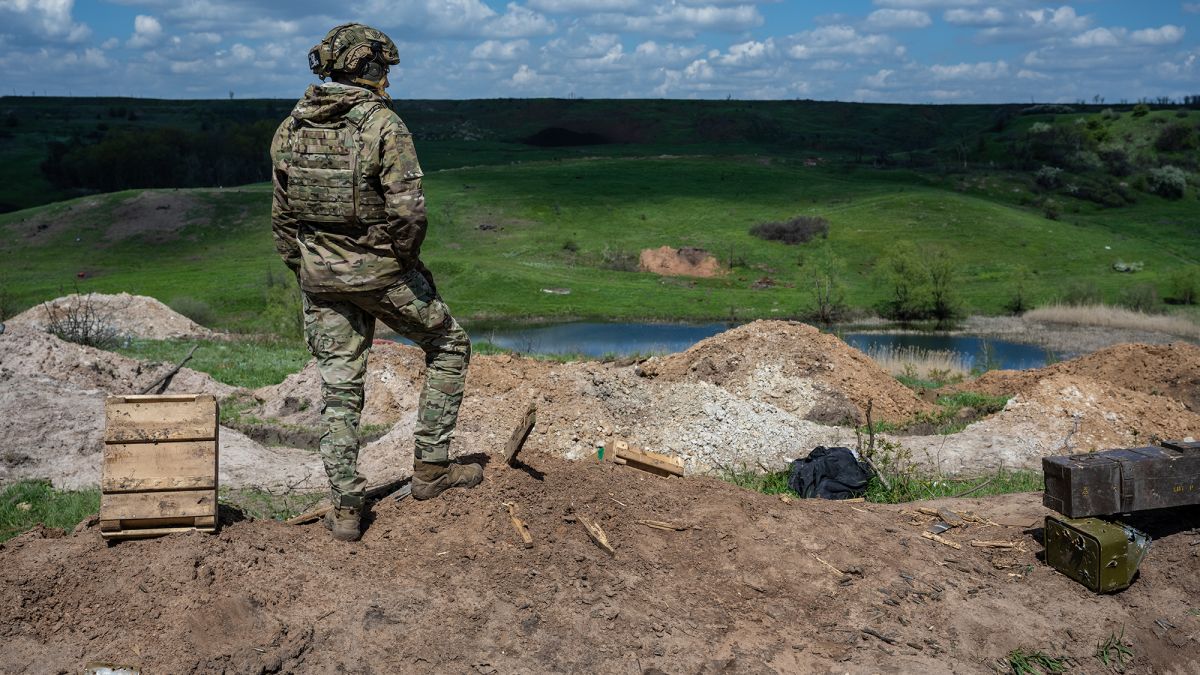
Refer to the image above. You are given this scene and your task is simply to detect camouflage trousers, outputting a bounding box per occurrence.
[301,270,471,509]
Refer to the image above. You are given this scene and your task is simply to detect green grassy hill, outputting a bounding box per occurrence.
[3,155,1196,330]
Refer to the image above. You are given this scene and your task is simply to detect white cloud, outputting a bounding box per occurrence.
[128,14,164,48]
[487,3,556,38]
[510,63,539,85]
[930,59,1009,80]
[526,0,639,12]
[864,9,931,30]
[864,68,893,87]
[1017,68,1049,80]
[1130,25,1185,46]
[874,0,986,7]
[716,38,776,66]
[943,8,1006,26]
[786,25,904,60]
[0,0,90,43]
[471,39,529,61]
[978,5,1092,42]
[588,4,763,38]
[1071,28,1120,48]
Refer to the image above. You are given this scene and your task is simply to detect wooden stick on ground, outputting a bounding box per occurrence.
[970,540,1018,549]
[139,344,199,395]
[921,531,963,550]
[810,553,845,577]
[504,401,537,466]
[636,519,687,531]
[581,517,615,556]
[502,502,534,548]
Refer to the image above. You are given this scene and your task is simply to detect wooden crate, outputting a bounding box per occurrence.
[100,394,219,540]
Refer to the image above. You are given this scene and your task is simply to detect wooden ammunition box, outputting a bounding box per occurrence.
[1043,441,1200,518]
[100,394,219,540]
[1044,516,1149,593]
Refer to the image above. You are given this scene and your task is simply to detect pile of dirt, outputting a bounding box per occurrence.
[0,326,320,490]
[644,320,934,424]
[638,246,724,277]
[7,191,209,247]
[7,292,215,340]
[1,456,1196,672]
[959,342,1200,412]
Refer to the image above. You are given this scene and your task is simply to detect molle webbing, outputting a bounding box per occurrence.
[286,102,387,224]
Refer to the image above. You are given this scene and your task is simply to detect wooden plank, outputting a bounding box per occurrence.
[101,490,216,521]
[614,443,685,478]
[102,441,216,493]
[100,526,216,540]
[99,519,121,532]
[581,517,614,556]
[503,401,537,466]
[104,395,217,444]
[503,502,534,548]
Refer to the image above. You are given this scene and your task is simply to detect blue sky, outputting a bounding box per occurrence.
[1,0,1196,101]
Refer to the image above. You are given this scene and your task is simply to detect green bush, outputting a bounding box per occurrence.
[1132,103,1151,118]
[1154,122,1198,152]
[1147,165,1187,199]
[876,241,930,322]
[1166,268,1199,305]
[926,247,962,322]
[1034,165,1062,189]
[750,215,830,245]
[1063,280,1102,306]
[599,246,639,272]
[1119,283,1159,312]
[804,243,847,324]
[168,296,216,327]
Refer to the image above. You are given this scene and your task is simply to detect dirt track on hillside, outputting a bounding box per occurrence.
[1,456,1197,673]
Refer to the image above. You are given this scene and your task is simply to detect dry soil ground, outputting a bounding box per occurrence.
[1,456,1197,673]
[2,295,1198,673]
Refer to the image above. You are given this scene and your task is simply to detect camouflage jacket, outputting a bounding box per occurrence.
[270,83,426,293]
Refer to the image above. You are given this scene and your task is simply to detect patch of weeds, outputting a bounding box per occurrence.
[220,487,325,522]
[717,465,794,496]
[1095,628,1133,672]
[858,392,1010,436]
[1,480,99,542]
[1001,648,1071,675]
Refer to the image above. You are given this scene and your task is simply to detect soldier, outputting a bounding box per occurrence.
[270,23,482,542]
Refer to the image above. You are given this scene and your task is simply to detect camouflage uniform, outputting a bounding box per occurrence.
[271,82,470,509]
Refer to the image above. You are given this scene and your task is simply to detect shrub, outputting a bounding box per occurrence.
[750,215,829,245]
[1147,165,1187,199]
[1100,108,1119,121]
[1005,266,1033,315]
[1062,281,1102,306]
[168,296,215,326]
[1154,122,1198,152]
[42,294,121,349]
[561,239,579,253]
[1098,145,1133,177]
[1120,283,1159,312]
[1042,199,1060,220]
[925,247,962,322]
[804,244,847,324]
[1166,268,1199,305]
[876,241,930,322]
[1020,104,1075,115]
[1132,103,1151,118]
[1034,165,1062,189]
[1028,122,1054,135]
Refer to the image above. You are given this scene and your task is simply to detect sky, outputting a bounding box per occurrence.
[0,0,1196,102]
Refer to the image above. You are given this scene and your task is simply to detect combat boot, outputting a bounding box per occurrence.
[324,506,362,542]
[411,459,484,500]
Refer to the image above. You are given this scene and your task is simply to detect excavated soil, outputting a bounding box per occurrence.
[1,457,1197,673]
[7,292,214,340]
[6,191,208,247]
[639,246,724,278]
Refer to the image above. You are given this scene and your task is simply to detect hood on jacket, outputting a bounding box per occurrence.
[290,83,383,124]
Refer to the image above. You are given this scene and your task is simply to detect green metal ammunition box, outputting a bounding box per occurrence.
[1044,516,1150,593]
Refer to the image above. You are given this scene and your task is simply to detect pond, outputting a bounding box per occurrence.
[383,321,1057,371]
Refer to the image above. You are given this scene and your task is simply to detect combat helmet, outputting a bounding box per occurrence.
[308,23,399,95]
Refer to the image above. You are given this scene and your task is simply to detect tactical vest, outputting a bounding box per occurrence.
[285,101,388,225]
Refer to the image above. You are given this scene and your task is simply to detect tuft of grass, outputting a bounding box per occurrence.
[1,480,99,542]
[1002,648,1071,675]
[1095,628,1134,671]
[1025,303,1200,339]
[717,462,1042,505]
[114,337,311,389]
[860,392,1011,436]
[867,344,969,385]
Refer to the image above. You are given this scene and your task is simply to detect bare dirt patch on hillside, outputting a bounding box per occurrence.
[104,190,210,243]
[639,245,724,277]
[1,458,1196,673]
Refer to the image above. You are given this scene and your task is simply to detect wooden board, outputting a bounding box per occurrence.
[614,442,685,478]
[100,526,217,540]
[102,441,217,493]
[100,489,216,521]
[105,394,218,444]
[503,401,537,466]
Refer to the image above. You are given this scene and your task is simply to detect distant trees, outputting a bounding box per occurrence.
[876,242,962,325]
[40,120,277,193]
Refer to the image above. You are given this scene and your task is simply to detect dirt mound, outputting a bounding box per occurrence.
[0,325,231,397]
[639,246,724,277]
[644,320,934,424]
[2,457,1196,673]
[7,191,208,247]
[7,292,215,339]
[900,372,1200,473]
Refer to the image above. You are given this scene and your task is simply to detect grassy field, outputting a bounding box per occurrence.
[2,155,1196,331]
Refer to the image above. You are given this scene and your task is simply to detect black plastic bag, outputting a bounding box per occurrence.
[787,446,872,500]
